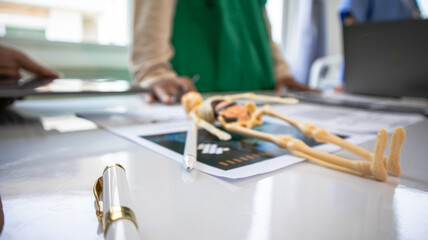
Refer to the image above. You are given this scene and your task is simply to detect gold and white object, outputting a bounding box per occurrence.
[94,164,140,240]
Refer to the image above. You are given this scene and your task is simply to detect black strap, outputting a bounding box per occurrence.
[215,102,237,114]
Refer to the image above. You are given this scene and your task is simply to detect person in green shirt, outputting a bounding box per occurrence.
[131,0,311,104]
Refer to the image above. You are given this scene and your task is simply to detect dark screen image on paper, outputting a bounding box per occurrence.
[141,122,341,171]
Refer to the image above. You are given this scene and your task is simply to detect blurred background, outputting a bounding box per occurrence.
[0,0,427,84]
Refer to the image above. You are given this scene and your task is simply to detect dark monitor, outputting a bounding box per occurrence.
[343,19,428,98]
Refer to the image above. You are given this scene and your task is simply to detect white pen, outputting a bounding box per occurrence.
[94,164,140,240]
[184,121,198,171]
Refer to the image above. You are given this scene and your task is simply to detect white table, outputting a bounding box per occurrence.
[1,95,428,240]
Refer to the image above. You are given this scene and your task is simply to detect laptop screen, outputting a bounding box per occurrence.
[343,19,428,98]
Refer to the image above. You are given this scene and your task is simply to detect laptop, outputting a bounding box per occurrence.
[343,19,428,98]
[283,19,428,116]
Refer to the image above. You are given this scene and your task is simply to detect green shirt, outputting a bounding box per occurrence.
[171,0,275,92]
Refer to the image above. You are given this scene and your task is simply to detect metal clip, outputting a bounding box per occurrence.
[104,206,138,234]
[93,176,103,221]
[93,164,127,224]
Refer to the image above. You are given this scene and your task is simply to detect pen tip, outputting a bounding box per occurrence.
[187,167,192,171]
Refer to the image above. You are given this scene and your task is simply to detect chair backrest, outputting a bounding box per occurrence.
[309,55,343,90]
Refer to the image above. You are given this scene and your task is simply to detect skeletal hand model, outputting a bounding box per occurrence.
[181,92,406,182]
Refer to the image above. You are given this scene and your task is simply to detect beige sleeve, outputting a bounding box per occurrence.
[131,0,179,88]
[262,7,292,81]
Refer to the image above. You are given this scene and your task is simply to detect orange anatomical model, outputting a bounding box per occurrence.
[181,92,406,182]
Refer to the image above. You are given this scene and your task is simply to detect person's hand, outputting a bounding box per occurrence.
[343,13,357,26]
[275,76,312,95]
[142,76,197,104]
[0,44,59,81]
[0,44,60,108]
[334,84,344,92]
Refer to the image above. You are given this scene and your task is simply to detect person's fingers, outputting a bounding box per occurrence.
[0,78,20,86]
[152,81,181,104]
[145,78,195,104]
[0,98,15,109]
[334,85,344,92]
[16,52,59,78]
[141,92,156,104]
[275,80,292,95]
[176,77,197,93]
[274,81,284,94]
[286,79,310,91]
[0,68,21,79]
[275,77,311,93]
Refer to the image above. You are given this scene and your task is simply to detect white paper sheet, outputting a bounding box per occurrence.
[80,112,372,179]
[273,103,424,135]
[80,101,423,179]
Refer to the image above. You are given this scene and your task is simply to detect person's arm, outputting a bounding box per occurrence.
[131,0,195,104]
[262,8,311,93]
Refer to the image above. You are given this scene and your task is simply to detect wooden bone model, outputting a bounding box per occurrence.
[181,92,406,182]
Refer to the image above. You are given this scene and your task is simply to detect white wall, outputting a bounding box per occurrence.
[325,0,343,56]
[268,0,344,58]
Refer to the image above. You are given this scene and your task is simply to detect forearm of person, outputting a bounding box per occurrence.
[131,0,178,88]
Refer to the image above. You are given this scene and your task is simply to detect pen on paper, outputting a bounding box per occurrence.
[190,74,200,84]
[184,121,198,171]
